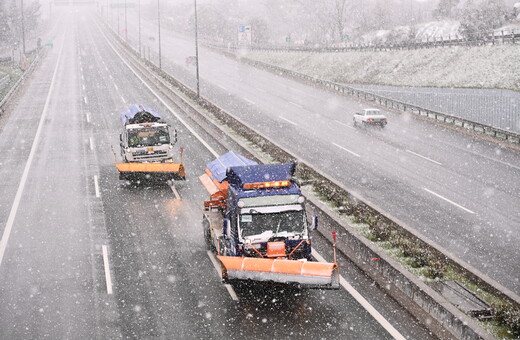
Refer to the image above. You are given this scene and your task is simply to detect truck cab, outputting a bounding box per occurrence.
[119,104,177,163]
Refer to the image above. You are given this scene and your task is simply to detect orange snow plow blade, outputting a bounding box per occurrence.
[116,163,186,181]
[218,256,339,289]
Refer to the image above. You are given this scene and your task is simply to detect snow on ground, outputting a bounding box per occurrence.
[245,44,520,92]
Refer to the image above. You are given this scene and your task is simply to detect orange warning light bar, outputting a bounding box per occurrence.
[243,180,291,190]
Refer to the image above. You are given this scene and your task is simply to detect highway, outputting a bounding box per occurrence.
[117,8,520,295]
[0,9,435,339]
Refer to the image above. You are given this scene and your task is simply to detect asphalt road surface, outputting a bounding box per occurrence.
[0,9,435,339]
[117,7,520,295]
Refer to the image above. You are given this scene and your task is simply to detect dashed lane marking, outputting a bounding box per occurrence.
[206,250,239,301]
[102,245,113,295]
[312,250,406,340]
[406,150,442,165]
[332,142,361,158]
[279,116,297,126]
[423,188,475,214]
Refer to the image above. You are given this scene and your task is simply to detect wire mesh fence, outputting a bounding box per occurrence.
[346,85,520,134]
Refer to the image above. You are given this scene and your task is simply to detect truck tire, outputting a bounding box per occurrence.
[202,219,213,251]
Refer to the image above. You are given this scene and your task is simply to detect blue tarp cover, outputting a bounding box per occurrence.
[121,104,162,125]
[206,151,257,183]
[227,163,295,187]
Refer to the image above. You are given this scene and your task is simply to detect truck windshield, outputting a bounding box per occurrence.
[128,127,170,147]
[239,210,306,237]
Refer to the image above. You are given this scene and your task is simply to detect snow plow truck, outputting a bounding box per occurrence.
[200,151,339,289]
[116,104,186,182]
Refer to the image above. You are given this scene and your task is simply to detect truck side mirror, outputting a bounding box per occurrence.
[223,218,231,239]
[309,215,318,232]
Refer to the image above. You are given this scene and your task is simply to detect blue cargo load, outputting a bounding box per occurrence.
[121,104,163,125]
[206,151,257,183]
[227,163,295,187]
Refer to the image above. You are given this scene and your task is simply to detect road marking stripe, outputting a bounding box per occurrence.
[97,24,219,158]
[94,175,101,198]
[406,150,442,165]
[170,184,181,199]
[206,250,239,301]
[82,84,85,91]
[332,142,361,157]
[312,250,406,340]
[89,137,94,151]
[114,83,119,91]
[289,101,303,109]
[423,188,475,214]
[217,84,229,92]
[334,119,356,130]
[120,96,126,104]
[84,96,88,104]
[0,42,65,267]
[102,245,113,295]
[244,98,255,105]
[279,116,297,126]
[86,112,91,123]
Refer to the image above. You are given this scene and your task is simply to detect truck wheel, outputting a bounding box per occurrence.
[203,219,213,251]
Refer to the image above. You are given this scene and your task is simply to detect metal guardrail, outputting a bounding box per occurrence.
[0,75,10,92]
[102,18,518,340]
[206,29,519,53]
[0,50,42,114]
[222,53,520,145]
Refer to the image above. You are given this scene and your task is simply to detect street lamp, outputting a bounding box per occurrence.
[157,0,162,69]
[21,0,26,55]
[138,0,141,56]
[194,0,200,98]
[124,0,127,41]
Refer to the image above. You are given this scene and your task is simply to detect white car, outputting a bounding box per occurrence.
[353,108,387,128]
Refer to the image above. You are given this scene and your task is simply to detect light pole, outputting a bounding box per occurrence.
[194,0,200,98]
[21,0,26,55]
[157,0,162,69]
[138,0,141,56]
[124,0,127,41]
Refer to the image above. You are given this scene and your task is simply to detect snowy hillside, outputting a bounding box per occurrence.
[245,44,520,92]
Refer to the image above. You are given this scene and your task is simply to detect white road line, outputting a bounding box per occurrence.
[289,101,303,109]
[102,245,114,295]
[81,74,85,81]
[89,137,95,151]
[170,184,181,200]
[114,83,119,91]
[120,96,126,104]
[406,150,442,165]
[243,98,255,105]
[94,175,101,198]
[206,251,239,301]
[109,74,113,80]
[312,250,406,340]
[423,188,475,214]
[279,116,297,126]
[82,84,86,91]
[97,24,219,158]
[84,96,88,104]
[217,84,229,92]
[334,119,356,130]
[105,66,109,72]
[0,42,65,267]
[86,112,91,123]
[332,142,361,158]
